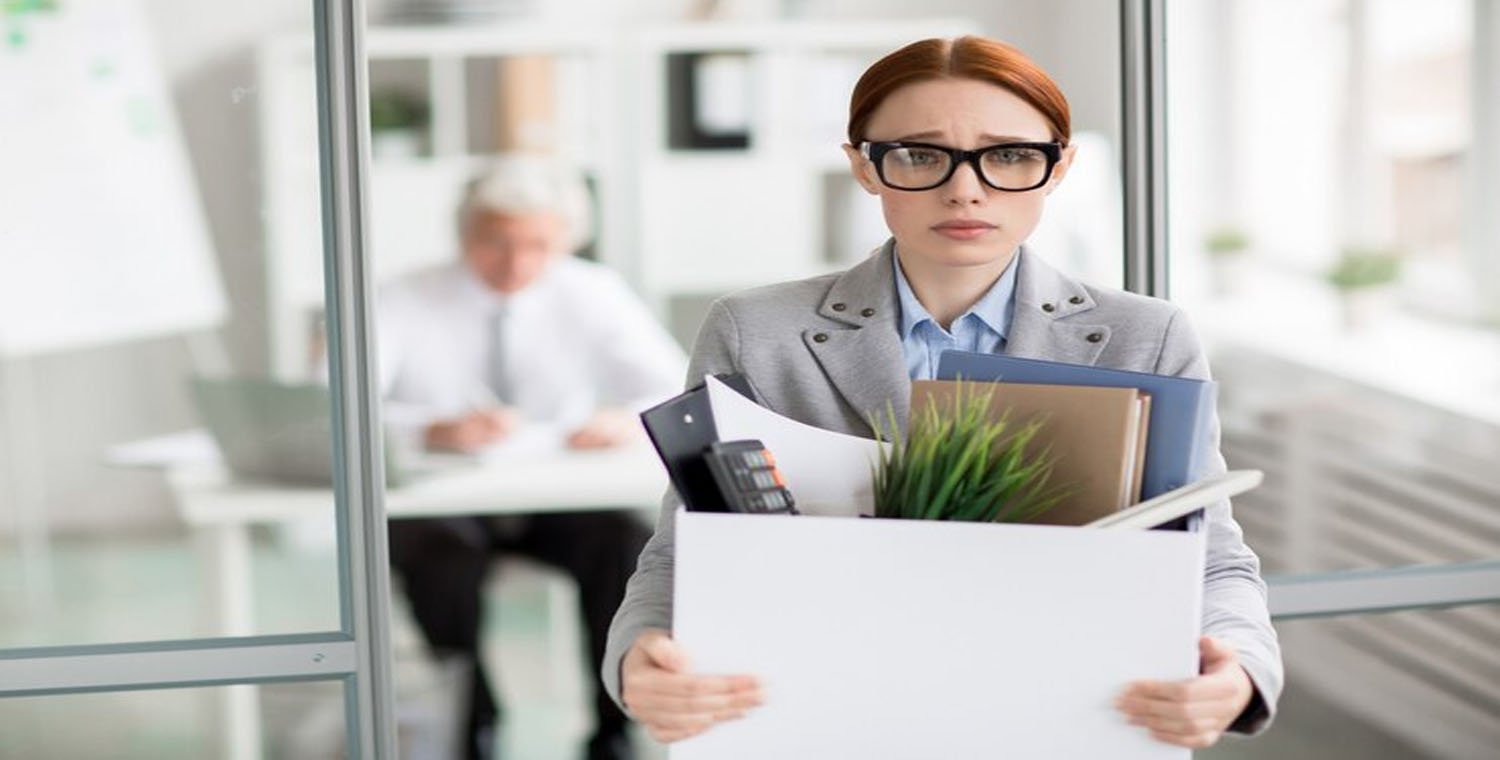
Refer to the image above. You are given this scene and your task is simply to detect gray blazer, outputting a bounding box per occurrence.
[604,242,1284,733]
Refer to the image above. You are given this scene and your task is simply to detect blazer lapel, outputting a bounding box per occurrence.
[1004,247,1112,365]
[805,241,911,435]
[801,244,1110,435]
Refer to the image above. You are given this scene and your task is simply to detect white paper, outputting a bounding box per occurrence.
[705,376,889,517]
[673,512,1203,760]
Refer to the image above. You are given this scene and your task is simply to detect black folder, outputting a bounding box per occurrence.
[639,373,757,512]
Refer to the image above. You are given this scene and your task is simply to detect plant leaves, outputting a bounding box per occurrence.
[871,381,1073,524]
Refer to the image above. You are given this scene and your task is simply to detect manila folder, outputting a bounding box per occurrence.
[912,380,1148,526]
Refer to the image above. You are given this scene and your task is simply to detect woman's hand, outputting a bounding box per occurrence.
[1115,635,1256,749]
[621,628,764,744]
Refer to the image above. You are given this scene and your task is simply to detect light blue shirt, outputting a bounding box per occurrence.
[894,251,1019,381]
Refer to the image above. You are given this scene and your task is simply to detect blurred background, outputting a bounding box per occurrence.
[0,0,1495,757]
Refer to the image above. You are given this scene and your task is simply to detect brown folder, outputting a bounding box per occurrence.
[911,380,1151,526]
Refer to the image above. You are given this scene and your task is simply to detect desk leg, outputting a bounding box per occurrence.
[197,523,263,760]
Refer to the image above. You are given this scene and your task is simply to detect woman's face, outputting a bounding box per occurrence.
[844,77,1075,273]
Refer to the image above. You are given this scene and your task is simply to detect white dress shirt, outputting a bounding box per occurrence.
[376,257,687,437]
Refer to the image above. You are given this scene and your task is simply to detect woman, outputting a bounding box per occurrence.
[602,36,1283,751]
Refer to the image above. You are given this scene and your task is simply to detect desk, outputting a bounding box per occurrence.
[151,438,668,760]
[166,442,668,634]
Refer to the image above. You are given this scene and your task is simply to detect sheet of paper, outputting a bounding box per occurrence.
[705,376,889,516]
[674,512,1203,760]
[105,429,220,468]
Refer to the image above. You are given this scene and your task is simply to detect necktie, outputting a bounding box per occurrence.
[485,304,512,405]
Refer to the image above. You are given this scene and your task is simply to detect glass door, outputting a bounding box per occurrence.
[1143,0,1500,755]
[0,0,396,756]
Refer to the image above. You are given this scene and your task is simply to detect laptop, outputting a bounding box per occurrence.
[191,376,412,487]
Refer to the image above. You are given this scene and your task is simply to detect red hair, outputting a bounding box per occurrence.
[846,36,1071,146]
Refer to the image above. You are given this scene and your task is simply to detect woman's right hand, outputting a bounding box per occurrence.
[621,628,764,744]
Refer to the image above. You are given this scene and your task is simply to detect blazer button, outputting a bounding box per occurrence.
[813,333,829,343]
[831,302,847,312]
[1042,303,1055,313]
[860,307,876,317]
[1086,332,1103,343]
[1069,295,1084,305]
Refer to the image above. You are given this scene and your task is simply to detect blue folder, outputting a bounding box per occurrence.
[936,351,1218,500]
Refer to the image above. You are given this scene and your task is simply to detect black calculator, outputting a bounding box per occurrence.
[702,440,798,515]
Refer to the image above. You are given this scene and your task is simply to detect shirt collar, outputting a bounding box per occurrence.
[893,247,1020,340]
[456,258,562,312]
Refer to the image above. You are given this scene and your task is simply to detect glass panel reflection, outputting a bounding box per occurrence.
[0,681,351,760]
[0,0,339,647]
[1202,605,1500,759]
[1166,0,1500,573]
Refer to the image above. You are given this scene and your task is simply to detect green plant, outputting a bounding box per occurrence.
[1326,247,1401,290]
[869,381,1071,523]
[1204,226,1250,257]
[368,89,428,132]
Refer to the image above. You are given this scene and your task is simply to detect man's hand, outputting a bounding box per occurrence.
[1116,635,1255,749]
[621,628,763,744]
[567,409,640,450]
[424,408,517,453]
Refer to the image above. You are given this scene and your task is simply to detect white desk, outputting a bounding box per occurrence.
[146,437,668,760]
[165,442,668,634]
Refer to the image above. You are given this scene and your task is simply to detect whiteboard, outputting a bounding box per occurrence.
[0,0,225,357]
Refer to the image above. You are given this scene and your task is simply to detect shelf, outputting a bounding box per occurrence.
[258,17,980,378]
[260,25,610,59]
[630,18,975,52]
[367,24,609,57]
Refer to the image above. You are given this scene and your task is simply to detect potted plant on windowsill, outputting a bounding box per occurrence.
[870,381,1070,523]
[1204,226,1251,297]
[1327,246,1402,332]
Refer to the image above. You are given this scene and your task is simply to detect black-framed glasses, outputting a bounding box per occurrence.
[859,140,1063,192]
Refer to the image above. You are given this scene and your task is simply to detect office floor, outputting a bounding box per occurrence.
[0,534,1430,760]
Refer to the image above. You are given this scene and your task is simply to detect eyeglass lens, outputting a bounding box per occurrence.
[880,145,1052,190]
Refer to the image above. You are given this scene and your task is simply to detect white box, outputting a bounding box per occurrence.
[672,511,1204,760]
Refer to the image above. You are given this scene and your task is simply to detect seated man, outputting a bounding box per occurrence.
[376,156,686,760]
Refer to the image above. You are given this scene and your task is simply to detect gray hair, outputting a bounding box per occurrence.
[456,154,594,251]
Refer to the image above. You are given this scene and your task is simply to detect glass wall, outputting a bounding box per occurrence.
[0,0,339,646]
[1168,0,1500,755]
[1167,0,1500,570]
[1201,606,1500,759]
[0,682,356,760]
[0,1,390,758]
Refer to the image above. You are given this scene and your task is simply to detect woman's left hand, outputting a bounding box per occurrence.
[1115,635,1255,749]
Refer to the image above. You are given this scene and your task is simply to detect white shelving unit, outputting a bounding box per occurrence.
[624,19,974,331]
[257,19,975,376]
[257,24,618,379]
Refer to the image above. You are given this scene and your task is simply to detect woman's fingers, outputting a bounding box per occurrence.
[624,674,762,724]
[627,683,764,715]
[622,630,765,744]
[647,721,713,744]
[1147,727,1221,749]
